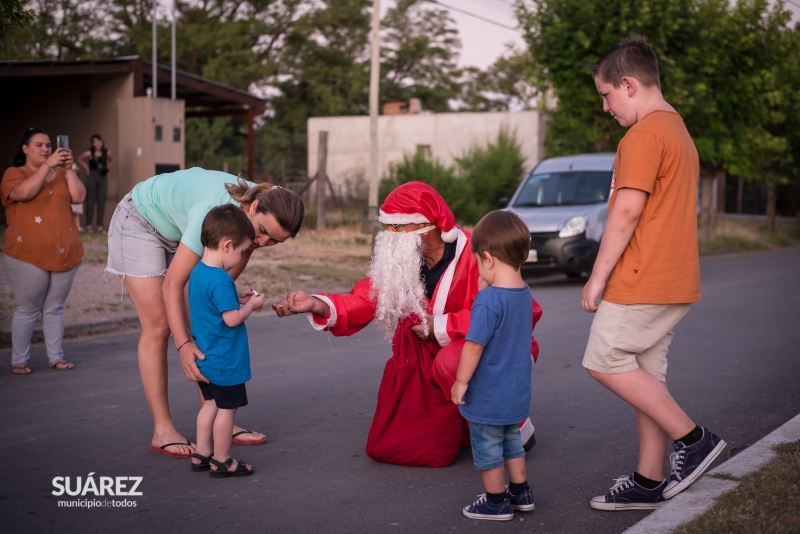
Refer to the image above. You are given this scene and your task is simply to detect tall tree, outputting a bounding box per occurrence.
[457,44,540,111]
[0,0,33,50]
[517,0,798,235]
[380,0,462,112]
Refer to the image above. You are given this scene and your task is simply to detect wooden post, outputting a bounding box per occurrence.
[316,131,328,231]
[247,108,256,180]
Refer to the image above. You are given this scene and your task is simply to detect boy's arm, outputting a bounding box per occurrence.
[222,293,266,327]
[581,187,647,312]
[451,340,485,405]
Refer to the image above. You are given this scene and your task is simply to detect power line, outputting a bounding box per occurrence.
[424,0,521,32]
[785,0,800,10]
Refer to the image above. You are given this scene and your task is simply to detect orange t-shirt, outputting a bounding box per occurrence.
[1,166,84,272]
[602,111,701,305]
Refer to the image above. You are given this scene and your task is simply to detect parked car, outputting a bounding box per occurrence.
[501,153,615,278]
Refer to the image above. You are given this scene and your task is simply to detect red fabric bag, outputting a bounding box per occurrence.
[366,317,466,468]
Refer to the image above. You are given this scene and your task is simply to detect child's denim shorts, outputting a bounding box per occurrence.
[469,422,525,471]
[105,193,179,278]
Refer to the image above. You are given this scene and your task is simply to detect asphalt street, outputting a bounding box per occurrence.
[1,246,798,534]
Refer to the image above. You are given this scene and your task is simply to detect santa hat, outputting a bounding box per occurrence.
[379,181,459,243]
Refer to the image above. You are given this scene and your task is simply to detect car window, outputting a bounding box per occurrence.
[513,171,612,207]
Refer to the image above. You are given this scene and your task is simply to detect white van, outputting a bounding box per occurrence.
[502,153,615,278]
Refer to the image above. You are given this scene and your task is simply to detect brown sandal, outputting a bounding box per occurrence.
[49,360,75,371]
[11,364,32,375]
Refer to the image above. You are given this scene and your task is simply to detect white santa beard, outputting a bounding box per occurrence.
[367,231,429,338]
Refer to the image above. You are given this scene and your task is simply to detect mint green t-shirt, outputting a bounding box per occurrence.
[131,168,253,256]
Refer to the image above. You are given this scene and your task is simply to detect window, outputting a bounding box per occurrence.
[154,125,163,141]
[173,127,181,142]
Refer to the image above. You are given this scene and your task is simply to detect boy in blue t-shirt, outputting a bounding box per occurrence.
[187,204,266,477]
[451,210,536,521]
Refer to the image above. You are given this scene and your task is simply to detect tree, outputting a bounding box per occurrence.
[0,0,33,50]
[380,0,462,112]
[516,0,798,236]
[457,44,540,112]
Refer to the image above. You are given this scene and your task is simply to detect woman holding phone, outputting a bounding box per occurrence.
[1,128,86,374]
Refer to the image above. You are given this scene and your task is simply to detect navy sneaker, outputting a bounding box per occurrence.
[663,428,726,499]
[590,474,667,511]
[463,494,514,521]
[507,487,535,512]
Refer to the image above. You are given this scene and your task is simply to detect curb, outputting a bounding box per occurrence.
[623,413,800,534]
[0,317,141,349]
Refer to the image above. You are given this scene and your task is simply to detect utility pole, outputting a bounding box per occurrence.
[152,0,157,98]
[171,0,176,100]
[368,0,381,212]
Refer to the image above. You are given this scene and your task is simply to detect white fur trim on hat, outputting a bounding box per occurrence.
[378,210,431,225]
[440,227,458,243]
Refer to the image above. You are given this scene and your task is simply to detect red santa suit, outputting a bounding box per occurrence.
[306,183,543,467]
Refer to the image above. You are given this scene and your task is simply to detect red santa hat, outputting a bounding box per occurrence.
[379,181,459,243]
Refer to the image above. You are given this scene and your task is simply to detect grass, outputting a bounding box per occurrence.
[673,440,800,534]
[698,216,800,255]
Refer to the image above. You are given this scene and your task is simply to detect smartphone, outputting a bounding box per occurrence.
[56,135,69,150]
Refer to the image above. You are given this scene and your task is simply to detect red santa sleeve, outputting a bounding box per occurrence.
[307,277,377,336]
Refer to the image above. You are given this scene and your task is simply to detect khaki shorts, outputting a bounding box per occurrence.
[582,301,692,382]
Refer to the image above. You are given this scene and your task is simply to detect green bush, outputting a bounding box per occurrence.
[378,129,526,226]
[456,128,525,217]
[380,152,482,225]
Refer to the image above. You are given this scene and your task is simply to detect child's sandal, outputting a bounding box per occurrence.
[190,452,211,472]
[209,456,253,478]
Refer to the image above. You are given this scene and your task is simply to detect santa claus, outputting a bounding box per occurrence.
[274,181,542,467]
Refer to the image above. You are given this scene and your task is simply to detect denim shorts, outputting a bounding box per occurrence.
[469,422,525,471]
[105,193,179,278]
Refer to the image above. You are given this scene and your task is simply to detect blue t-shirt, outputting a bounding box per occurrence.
[459,285,533,425]
[131,168,254,256]
[188,261,251,386]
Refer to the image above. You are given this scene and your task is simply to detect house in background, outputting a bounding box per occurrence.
[0,57,265,227]
[307,107,546,199]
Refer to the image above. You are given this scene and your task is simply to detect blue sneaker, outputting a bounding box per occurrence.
[463,494,514,521]
[507,487,535,512]
[590,474,667,511]
[663,428,726,499]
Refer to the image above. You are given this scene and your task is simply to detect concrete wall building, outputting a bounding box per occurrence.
[0,57,264,227]
[307,110,545,198]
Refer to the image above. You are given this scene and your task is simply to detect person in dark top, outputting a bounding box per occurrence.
[77,133,113,234]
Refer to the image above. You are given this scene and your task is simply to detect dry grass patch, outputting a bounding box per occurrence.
[699,217,800,255]
[673,440,800,534]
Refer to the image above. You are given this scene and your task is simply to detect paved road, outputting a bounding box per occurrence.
[1,246,798,534]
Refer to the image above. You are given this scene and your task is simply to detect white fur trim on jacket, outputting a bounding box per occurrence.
[431,227,467,346]
[305,294,337,331]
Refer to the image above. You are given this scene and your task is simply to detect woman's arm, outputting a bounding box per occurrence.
[77,150,91,175]
[7,149,67,201]
[106,150,113,170]
[62,150,86,204]
[162,244,207,382]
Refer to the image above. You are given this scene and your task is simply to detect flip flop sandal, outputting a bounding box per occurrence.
[231,429,267,445]
[49,360,75,370]
[150,439,193,459]
[190,452,211,472]
[11,365,32,375]
[209,457,254,478]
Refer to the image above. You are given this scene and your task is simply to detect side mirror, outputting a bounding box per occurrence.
[498,197,509,208]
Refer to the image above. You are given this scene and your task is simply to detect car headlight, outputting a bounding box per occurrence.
[559,216,586,238]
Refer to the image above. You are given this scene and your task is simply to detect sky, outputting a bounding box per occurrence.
[396,0,800,70]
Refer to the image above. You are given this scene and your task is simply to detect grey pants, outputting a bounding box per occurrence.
[3,255,82,366]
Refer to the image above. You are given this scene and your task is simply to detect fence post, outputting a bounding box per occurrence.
[316,131,328,231]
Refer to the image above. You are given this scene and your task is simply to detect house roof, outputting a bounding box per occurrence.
[0,56,265,114]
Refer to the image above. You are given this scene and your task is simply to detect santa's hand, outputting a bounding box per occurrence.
[411,323,433,341]
[273,290,313,317]
[451,382,467,405]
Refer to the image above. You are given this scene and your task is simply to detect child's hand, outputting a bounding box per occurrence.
[250,292,266,310]
[450,381,468,405]
[238,289,255,304]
